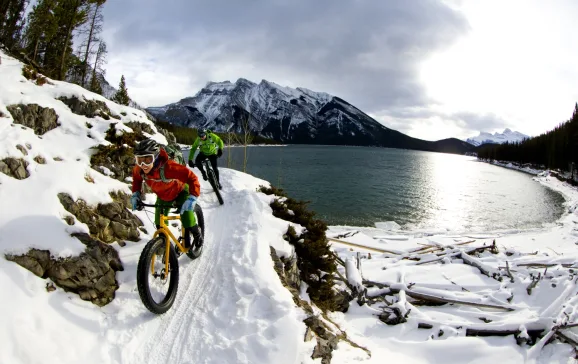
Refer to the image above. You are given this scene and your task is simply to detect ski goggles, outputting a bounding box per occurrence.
[135,154,155,167]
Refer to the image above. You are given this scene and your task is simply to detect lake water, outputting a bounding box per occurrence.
[184,145,565,232]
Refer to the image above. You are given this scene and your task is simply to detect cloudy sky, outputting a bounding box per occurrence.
[101,0,578,141]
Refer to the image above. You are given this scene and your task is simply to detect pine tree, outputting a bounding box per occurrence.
[80,0,105,86]
[23,0,58,63]
[56,0,90,80]
[0,0,28,50]
[88,41,106,95]
[113,75,130,105]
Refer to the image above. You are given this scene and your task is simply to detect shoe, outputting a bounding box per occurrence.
[201,172,208,181]
[218,181,222,190]
[191,225,203,248]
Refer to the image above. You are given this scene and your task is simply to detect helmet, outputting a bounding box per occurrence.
[134,138,160,156]
[198,129,208,139]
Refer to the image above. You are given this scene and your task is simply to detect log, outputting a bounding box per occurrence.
[363,279,389,289]
[328,237,400,254]
[466,328,544,338]
[389,287,515,311]
[460,252,503,281]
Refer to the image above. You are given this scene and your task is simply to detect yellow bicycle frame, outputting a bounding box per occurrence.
[151,213,188,273]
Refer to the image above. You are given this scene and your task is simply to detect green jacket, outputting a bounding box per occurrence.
[189,132,224,158]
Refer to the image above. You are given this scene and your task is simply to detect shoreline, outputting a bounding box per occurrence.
[329,161,578,240]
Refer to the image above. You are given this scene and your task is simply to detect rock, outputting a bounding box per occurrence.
[4,233,125,306]
[16,144,28,156]
[53,157,63,161]
[63,216,75,225]
[58,96,120,120]
[125,121,154,135]
[57,192,142,244]
[304,316,340,364]
[5,249,51,277]
[0,157,30,179]
[6,104,59,135]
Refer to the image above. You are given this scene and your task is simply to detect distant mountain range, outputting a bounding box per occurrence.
[466,128,529,146]
[145,78,473,155]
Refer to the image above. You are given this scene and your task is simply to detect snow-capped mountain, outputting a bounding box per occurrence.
[147,79,473,154]
[466,128,529,146]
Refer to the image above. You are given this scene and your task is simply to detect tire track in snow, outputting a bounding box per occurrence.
[131,186,232,364]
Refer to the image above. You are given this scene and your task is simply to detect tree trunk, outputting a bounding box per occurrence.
[59,0,81,80]
[81,3,98,86]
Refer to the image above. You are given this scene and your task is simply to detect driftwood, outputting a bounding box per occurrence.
[399,288,515,311]
[460,252,503,281]
[526,273,541,295]
[505,261,515,283]
[327,237,399,254]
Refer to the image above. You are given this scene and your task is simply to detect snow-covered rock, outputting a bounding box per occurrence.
[466,128,529,146]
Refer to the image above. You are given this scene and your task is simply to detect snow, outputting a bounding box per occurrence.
[327,173,578,363]
[2,48,578,363]
[0,50,313,364]
[466,128,529,146]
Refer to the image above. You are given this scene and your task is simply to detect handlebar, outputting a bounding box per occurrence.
[136,201,179,210]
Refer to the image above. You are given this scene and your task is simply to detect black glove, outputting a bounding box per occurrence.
[217,149,223,158]
[188,160,195,168]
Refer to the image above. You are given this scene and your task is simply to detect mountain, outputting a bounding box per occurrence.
[466,128,529,146]
[146,79,474,155]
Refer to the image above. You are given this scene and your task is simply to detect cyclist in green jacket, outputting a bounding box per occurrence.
[188,129,224,189]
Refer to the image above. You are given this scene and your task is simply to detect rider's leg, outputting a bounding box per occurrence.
[208,154,220,184]
[195,153,208,180]
[175,185,202,248]
[154,196,171,228]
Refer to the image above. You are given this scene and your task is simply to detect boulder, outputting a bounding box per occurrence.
[0,157,29,179]
[58,191,142,244]
[5,233,123,306]
[6,104,59,135]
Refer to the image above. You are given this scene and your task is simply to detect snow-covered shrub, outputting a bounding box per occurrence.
[259,185,338,312]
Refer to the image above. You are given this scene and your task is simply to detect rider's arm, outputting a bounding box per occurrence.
[131,166,143,193]
[189,137,200,160]
[164,161,201,197]
[213,133,224,150]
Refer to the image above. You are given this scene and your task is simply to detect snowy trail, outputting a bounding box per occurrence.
[100,171,312,364]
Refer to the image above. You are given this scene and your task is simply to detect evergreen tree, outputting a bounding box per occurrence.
[23,0,59,63]
[56,0,90,80]
[113,75,130,105]
[88,41,106,95]
[0,0,28,50]
[80,0,105,86]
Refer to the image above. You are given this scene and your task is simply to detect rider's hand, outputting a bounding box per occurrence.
[188,160,195,168]
[217,149,223,158]
[180,195,197,214]
[130,191,142,211]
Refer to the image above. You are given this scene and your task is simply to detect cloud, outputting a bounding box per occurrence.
[102,0,469,113]
[372,107,513,141]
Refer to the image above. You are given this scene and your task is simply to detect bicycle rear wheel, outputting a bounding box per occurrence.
[207,166,224,205]
[137,236,179,314]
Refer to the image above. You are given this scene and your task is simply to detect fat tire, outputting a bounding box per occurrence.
[208,168,224,205]
[137,236,179,314]
[187,203,205,259]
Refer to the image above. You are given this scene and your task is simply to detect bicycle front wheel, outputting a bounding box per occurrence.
[208,168,224,205]
[137,236,179,314]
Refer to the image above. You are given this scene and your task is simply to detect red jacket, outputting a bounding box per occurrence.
[132,148,200,201]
